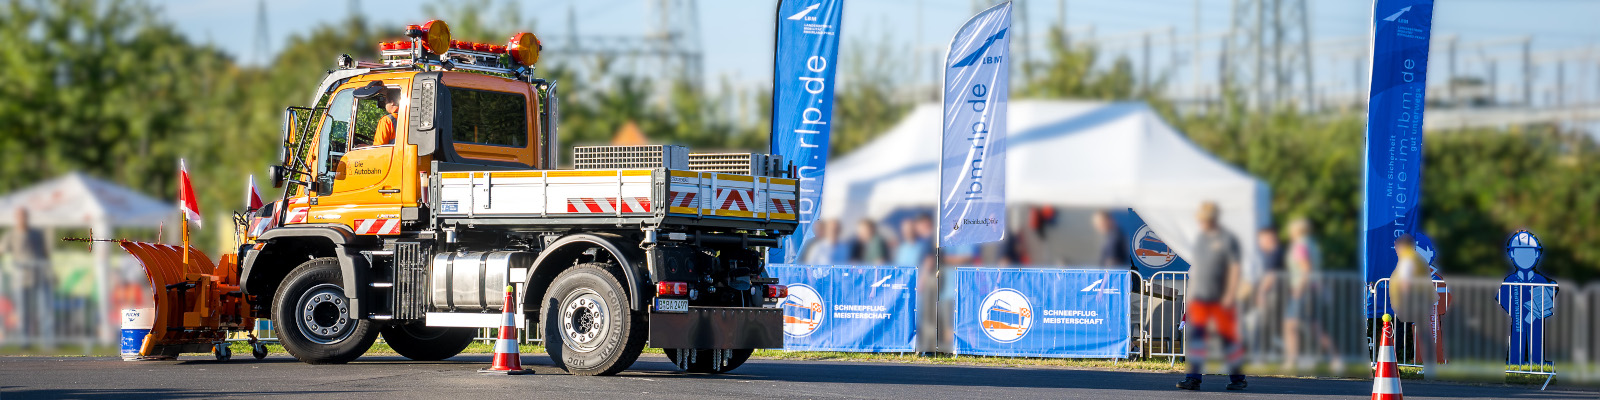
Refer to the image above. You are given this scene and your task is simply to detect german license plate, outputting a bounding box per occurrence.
[655,298,688,313]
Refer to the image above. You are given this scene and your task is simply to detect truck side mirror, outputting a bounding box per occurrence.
[269,165,288,189]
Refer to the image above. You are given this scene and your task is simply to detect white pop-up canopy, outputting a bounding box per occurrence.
[0,172,174,228]
[0,172,175,343]
[820,100,1272,271]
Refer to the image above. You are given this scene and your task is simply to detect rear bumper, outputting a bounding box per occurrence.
[648,306,783,349]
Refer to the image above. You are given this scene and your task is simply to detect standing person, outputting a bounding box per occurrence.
[801,219,840,265]
[1281,218,1340,373]
[1176,201,1247,391]
[1390,234,1435,379]
[3,208,54,349]
[1411,233,1450,365]
[1093,210,1129,268]
[1249,227,1281,362]
[850,220,889,265]
[892,218,923,267]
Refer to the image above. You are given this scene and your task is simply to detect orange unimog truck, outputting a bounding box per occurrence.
[134,20,798,375]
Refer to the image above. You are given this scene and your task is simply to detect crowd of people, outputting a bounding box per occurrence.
[801,216,934,269]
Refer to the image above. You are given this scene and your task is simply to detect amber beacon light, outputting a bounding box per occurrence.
[507,32,541,67]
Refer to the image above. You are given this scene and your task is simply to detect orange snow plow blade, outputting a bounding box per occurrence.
[120,241,253,358]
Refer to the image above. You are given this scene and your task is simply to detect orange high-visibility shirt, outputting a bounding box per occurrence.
[374,114,397,146]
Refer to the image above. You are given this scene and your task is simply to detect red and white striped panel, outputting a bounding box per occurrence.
[715,189,755,212]
[566,197,652,213]
[668,191,697,208]
[769,198,797,214]
[352,219,401,235]
[285,206,310,224]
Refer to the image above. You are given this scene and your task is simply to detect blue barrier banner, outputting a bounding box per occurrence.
[768,265,917,352]
[1361,0,1434,318]
[938,1,1011,248]
[768,0,844,264]
[955,268,1129,358]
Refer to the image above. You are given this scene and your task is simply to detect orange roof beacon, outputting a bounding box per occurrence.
[115,20,799,374]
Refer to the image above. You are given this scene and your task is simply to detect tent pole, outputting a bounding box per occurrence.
[935,111,944,356]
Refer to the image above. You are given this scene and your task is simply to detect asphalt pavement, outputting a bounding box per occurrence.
[0,353,1593,399]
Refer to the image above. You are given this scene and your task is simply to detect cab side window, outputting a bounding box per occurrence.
[353,87,400,147]
[449,87,527,148]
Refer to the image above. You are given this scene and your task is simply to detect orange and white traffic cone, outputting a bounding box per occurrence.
[481,285,533,375]
[1372,314,1402,399]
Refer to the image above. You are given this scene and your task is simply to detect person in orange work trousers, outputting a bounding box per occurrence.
[1176,201,1247,391]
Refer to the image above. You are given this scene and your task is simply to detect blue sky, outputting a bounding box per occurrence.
[162,0,1600,103]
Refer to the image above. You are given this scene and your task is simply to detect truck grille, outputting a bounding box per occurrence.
[573,145,689,170]
[688,153,784,176]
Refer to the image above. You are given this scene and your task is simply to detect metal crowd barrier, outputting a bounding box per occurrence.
[1366,278,1451,370]
[1139,271,1188,364]
[1502,281,1559,390]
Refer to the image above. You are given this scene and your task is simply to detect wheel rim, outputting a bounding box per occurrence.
[296,283,354,344]
[560,288,610,352]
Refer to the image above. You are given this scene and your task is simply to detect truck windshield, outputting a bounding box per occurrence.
[315,89,355,194]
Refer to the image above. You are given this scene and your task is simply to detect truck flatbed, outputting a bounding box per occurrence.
[433,168,800,232]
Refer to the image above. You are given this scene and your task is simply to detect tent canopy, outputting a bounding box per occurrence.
[0,172,173,228]
[820,100,1272,272]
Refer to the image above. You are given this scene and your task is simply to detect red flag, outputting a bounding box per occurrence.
[246,174,264,211]
[179,159,202,228]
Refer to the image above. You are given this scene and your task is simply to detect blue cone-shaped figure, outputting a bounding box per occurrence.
[1496,230,1557,365]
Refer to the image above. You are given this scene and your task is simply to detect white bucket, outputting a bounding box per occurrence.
[120,308,155,361]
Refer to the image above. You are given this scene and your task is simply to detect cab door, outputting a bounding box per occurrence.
[306,80,408,234]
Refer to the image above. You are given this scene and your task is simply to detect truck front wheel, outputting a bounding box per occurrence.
[381,324,476,361]
[665,349,753,373]
[272,257,379,364]
[541,263,646,376]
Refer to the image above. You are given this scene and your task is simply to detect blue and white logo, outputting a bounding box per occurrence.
[978,288,1032,343]
[1131,225,1178,268]
[781,284,825,337]
[786,3,820,21]
[950,28,1007,68]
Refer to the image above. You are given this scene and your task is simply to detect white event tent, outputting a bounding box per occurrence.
[0,172,175,343]
[819,100,1272,271]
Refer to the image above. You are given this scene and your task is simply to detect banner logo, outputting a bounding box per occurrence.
[1382,6,1412,22]
[781,284,825,337]
[786,3,821,21]
[1131,225,1179,268]
[950,28,1008,68]
[978,288,1032,343]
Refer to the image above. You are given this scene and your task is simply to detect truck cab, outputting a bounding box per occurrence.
[237,21,792,375]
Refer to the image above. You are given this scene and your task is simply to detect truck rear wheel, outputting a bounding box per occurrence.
[665,349,753,373]
[272,257,379,364]
[541,263,646,376]
[381,324,476,361]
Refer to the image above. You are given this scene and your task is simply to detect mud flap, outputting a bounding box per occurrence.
[648,306,783,349]
[119,242,253,357]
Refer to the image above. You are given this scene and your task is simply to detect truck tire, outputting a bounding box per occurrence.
[664,349,753,373]
[381,324,476,361]
[273,257,380,364]
[541,263,646,376]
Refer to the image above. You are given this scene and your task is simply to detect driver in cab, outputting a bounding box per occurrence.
[354,81,398,147]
